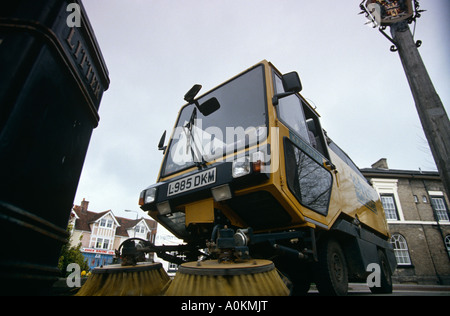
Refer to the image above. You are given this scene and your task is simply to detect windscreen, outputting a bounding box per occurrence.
[162,65,267,176]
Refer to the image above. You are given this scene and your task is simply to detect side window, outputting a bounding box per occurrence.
[284,138,332,215]
[274,74,311,145]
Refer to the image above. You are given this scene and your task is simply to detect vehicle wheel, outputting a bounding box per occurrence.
[315,239,348,296]
[370,249,393,294]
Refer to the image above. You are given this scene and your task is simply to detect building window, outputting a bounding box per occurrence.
[413,195,419,203]
[96,238,103,248]
[381,194,399,220]
[422,196,428,203]
[94,237,111,250]
[371,178,404,221]
[135,225,145,234]
[390,234,412,266]
[99,218,113,228]
[430,197,449,222]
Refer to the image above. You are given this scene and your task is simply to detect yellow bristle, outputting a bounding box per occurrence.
[76,262,170,296]
[164,259,289,296]
[75,273,106,296]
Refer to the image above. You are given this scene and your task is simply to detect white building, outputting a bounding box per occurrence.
[69,199,157,270]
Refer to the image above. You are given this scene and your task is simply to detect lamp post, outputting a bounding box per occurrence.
[360,0,450,200]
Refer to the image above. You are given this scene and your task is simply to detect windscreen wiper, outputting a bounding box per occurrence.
[184,107,207,169]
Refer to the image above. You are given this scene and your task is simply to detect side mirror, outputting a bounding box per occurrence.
[184,84,202,103]
[272,71,302,106]
[184,84,220,116]
[198,97,220,116]
[158,130,167,153]
[282,72,302,93]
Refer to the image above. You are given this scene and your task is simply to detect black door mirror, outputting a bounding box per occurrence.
[158,130,167,153]
[282,72,302,93]
[272,71,302,106]
[184,84,202,103]
[184,84,220,116]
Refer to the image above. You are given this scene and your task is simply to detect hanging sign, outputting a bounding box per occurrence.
[364,0,414,26]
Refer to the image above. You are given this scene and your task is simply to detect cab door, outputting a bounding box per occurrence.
[273,72,333,217]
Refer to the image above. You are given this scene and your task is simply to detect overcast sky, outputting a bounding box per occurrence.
[74,0,449,220]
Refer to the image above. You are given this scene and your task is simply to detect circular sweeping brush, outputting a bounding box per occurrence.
[164,259,289,296]
[76,262,170,296]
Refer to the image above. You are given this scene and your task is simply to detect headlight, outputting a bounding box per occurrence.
[157,201,172,215]
[211,184,233,201]
[139,187,157,206]
[232,156,251,178]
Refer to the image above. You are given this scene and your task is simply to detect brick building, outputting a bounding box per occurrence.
[361,159,450,285]
[69,199,157,270]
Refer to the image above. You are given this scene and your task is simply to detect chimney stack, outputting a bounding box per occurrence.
[371,158,389,169]
[80,198,89,214]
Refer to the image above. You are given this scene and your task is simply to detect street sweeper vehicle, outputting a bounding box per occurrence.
[134,60,398,296]
[85,60,397,296]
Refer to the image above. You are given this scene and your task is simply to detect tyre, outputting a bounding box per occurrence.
[369,249,393,294]
[315,239,348,296]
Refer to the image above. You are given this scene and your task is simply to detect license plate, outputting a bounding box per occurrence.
[167,168,216,197]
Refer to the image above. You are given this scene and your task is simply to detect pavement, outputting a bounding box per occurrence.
[335,283,450,296]
[392,283,450,292]
[304,282,450,296]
